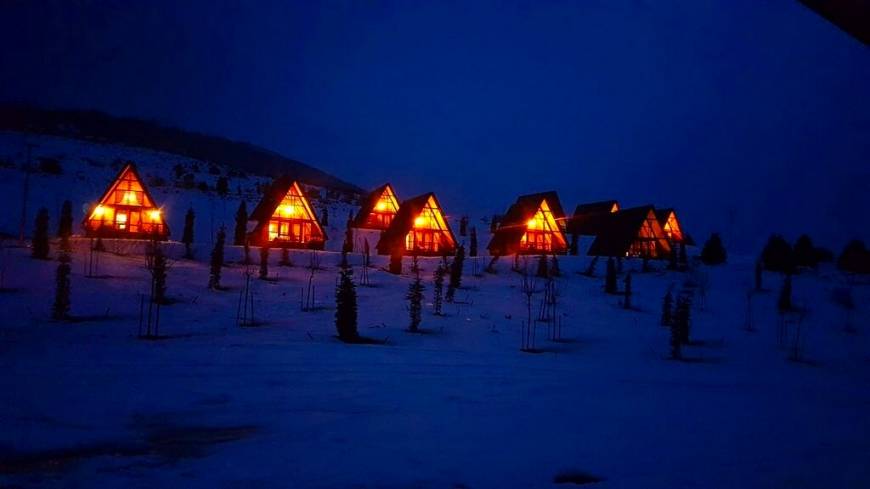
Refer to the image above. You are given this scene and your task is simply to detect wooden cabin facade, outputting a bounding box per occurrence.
[488,191,568,256]
[248,178,326,249]
[587,206,671,259]
[376,193,456,256]
[352,183,400,230]
[83,162,169,239]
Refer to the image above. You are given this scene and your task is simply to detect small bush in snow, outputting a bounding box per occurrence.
[700,233,727,265]
[335,264,359,342]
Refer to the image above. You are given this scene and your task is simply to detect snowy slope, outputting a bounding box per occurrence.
[1,233,869,488]
[0,131,358,252]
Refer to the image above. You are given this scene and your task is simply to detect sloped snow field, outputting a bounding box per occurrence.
[1,240,869,488]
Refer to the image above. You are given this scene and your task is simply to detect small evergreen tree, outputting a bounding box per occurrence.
[446,245,465,302]
[669,298,683,359]
[407,257,424,332]
[32,207,50,259]
[661,290,673,326]
[389,244,403,274]
[550,255,560,277]
[679,242,688,268]
[605,257,617,294]
[459,216,468,237]
[433,261,446,315]
[623,272,632,309]
[837,240,870,274]
[668,245,678,270]
[321,207,329,226]
[216,176,229,197]
[754,259,763,291]
[58,200,73,240]
[208,227,226,289]
[469,227,478,257]
[342,217,354,254]
[536,254,548,278]
[234,201,248,246]
[280,247,292,267]
[793,234,817,268]
[259,245,270,279]
[700,233,726,265]
[777,273,792,313]
[569,233,578,256]
[335,264,359,342]
[182,208,195,259]
[52,251,71,320]
[761,234,794,273]
[675,295,691,344]
[152,245,167,304]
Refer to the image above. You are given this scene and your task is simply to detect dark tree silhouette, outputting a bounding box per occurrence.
[446,245,465,302]
[216,176,229,197]
[669,299,683,360]
[459,216,468,237]
[793,234,818,268]
[761,234,794,273]
[661,290,673,326]
[152,245,168,304]
[433,261,446,315]
[52,252,71,320]
[837,240,870,274]
[389,244,403,275]
[605,257,617,294]
[569,233,578,256]
[536,254,548,278]
[679,242,688,268]
[342,217,354,254]
[675,295,691,344]
[321,207,329,226]
[259,245,270,279]
[335,264,359,342]
[668,245,678,270]
[208,227,226,289]
[469,227,478,257]
[407,257,424,332]
[32,207,50,260]
[58,200,73,239]
[234,201,248,246]
[700,233,727,265]
[623,272,632,309]
[550,255,560,277]
[182,208,195,259]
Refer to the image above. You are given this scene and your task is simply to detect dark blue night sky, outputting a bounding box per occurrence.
[2,1,868,251]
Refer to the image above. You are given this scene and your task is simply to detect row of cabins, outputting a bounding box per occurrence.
[80,163,690,260]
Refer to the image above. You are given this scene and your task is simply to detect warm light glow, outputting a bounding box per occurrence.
[122,191,138,205]
[526,218,538,229]
[414,215,427,227]
[116,213,127,223]
[279,204,297,217]
[149,209,161,220]
[375,201,387,211]
[94,205,105,217]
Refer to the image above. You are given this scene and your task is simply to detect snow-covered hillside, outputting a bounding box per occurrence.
[0,131,358,251]
[1,234,868,487]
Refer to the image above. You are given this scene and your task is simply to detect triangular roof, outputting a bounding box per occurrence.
[352,183,400,228]
[587,205,671,257]
[94,162,159,210]
[488,192,568,254]
[376,192,456,254]
[249,177,326,239]
[568,200,619,236]
[655,208,695,246]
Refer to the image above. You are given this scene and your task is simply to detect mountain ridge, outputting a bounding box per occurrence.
[0,104,364,195]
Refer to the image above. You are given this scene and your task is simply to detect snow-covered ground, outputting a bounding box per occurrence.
[1,233,869,488]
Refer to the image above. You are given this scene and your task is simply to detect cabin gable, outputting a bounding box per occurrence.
[83,162,168,239]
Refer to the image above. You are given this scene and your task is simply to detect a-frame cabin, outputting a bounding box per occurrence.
[247,178,326,249]
[588,206,671,259]
[488,191,568,256]
[568,200,620,237]
[83,162,169,239]
[655,208,694,246]
[352,183,400,230]
[376,192,456,256]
